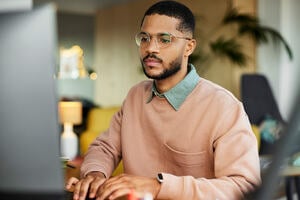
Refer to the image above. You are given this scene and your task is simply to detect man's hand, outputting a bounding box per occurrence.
[65,171,106,200]
[96,174,161,200]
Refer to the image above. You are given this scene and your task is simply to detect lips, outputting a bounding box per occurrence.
[144,58,161,66]
[143,54,162,68]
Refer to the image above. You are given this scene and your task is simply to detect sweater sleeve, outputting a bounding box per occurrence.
[157,103,261,200]
[80,108,123,178]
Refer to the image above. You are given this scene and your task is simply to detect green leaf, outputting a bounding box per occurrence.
[191,1,294,67]
[223,7,258,25]
[239,25,293,60]
[238,24,268,42]
[210,37,247,66]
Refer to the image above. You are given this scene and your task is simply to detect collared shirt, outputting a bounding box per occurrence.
[82,70,261,199]
[147,64,200,110]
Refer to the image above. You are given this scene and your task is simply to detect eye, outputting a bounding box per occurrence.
[139,34,150,43]
[158,34,172,44]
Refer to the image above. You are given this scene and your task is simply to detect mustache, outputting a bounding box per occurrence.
[142,54,163,62]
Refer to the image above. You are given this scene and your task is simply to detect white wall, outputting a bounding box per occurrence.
[258,0,300,120]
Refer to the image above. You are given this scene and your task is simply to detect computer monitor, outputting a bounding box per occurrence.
[0,4,65,199]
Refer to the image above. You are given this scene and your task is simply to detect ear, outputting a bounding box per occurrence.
[184,39,197,57]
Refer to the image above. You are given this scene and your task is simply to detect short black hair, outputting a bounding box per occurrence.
[141,1,195,36]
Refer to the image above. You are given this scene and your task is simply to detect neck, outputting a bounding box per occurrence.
[155,64,189,93]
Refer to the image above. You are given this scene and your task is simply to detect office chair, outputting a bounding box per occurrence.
[240,73,284,125]
[241,73,285,154]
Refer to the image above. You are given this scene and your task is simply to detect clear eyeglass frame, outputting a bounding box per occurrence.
[135,32,191,49]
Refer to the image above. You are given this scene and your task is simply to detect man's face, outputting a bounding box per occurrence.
[138,14,190,80]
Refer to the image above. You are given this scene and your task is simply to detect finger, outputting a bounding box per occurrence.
[77,177,94,200]
[106,188,132,200]
[88,176,106,199]
[97,178,132,200]
[72,180,83,200]
[65,177,79,191]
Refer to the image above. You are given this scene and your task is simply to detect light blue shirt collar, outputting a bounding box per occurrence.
[147,64,200,111]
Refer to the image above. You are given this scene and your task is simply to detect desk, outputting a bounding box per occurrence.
[64,157,82,182]
[282,166,300,200]
[260,155,300,200]
[283,166,300,177]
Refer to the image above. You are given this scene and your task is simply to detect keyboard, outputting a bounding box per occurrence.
[64,190,129,200]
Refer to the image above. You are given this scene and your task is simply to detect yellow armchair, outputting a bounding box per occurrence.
[251,124,261,150]
[80,106,123,176]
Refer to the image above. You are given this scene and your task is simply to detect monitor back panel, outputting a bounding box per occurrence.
[0,4,64,196]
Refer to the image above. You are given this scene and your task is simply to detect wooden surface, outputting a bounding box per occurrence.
[282,165,300,177]
[64,156,82,182]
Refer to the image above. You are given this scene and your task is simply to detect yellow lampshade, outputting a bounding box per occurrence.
[58,101,82,125]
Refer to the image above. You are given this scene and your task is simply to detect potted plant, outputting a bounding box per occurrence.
[190,1,293,74]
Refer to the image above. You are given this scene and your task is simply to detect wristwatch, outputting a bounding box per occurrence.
[156,173,164,184]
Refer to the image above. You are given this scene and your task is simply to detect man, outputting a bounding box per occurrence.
[66,1,261,199]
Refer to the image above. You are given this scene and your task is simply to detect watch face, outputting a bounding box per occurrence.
[157,173,163,183]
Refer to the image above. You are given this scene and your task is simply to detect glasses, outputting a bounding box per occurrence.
[135,32,192,49]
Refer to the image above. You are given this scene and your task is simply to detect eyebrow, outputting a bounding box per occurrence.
[138,31,172,36]
[138,31,192,40]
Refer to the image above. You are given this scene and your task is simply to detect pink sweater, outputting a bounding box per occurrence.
[81,78,261,200]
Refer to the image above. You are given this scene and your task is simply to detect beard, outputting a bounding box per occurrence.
[141,54,182,80]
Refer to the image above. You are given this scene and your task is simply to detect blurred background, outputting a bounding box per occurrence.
[1,1,299,198]
[29,0,299,121]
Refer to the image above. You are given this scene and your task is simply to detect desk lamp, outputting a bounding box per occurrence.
[58,101,82,159]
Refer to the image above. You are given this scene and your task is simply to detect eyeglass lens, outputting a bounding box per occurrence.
[135,32,173,48]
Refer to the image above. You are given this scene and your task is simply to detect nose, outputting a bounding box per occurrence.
[145,37,159,53]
